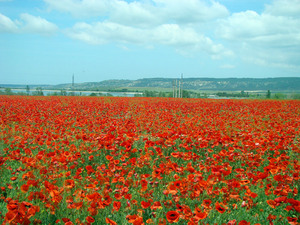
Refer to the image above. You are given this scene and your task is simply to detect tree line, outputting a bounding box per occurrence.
[1,87,300,99]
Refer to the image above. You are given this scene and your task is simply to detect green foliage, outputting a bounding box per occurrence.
[158,92,166,97]
[291,93,300,99]
[4,88,13,95]
[26,85,30,95]
[216,91,249,98]
[47,92,60,96]
[274,93,286,99]
[266,90,271,99]
[143,90,157,97]
[50,77,300,92]
[182,90,190,98]
[60,90,67,96]
[33,87,44,96]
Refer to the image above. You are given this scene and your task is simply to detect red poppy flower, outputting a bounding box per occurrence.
[64,179,75,189]
[158,218,166,225]
[106,218,117,225]
[238,221,250,225]
[113,201,121,211]
[202,199,212,208]
[287,217,298,222]
[21,184,29,193]
[166,211,180,223]
[140,179,148,192]
[267,214,276,220]
[65,222,74,225]
[215,202,226,214]
[86,216,95,223]
[274,196,287,204]
[240,180,250,185]
[141,201,151,209]
[62,218,70,223]
[266,200,277,209]
[146,218,154,224]
[5,210,17,223]
[126,214,144,224]
[227,219,237,225]
[195,212,207,220]
[151,201,162,210]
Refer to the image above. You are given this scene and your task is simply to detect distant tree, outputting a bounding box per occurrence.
[158,92,166,97]
[266,90,271,99]
[60,90,67,96]
[291,93,300,99]
[143,90,155,97]
[274,93,286,99]
[166,92,173,98]
[89,93,97,96]
[38,87,44,96]
[4,88,13,95]
[50,92,59,96]
[182,90,190,98]
[216,92,227,97]
[26,85,30,95]
[33,87,44,96]
[241,90,249,97]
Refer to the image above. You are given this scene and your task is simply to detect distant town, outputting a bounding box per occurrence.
[1,77,300,99]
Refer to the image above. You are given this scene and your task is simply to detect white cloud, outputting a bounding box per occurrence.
[19,13,58,35]
[241,43,300,69]
[44,0,229,25]
[217,0,300,69]
[218,11,299,42]
[44,0,110,18]
[66,21,231,58]
[0,13,18,32]
[265,0,300,18]
[0,13,58,35]
[152,0,229,24]
[55,0,231,58]
[109,1,161,28]
[66,22,140,45]
[221,64,235,69]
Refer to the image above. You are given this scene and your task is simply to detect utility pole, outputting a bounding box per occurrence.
[173,75,184,98]
[172,80,175,98]
[178,80,181,98]
[175,80,178,98]
[181,73,183,98]
[72,74,74,87]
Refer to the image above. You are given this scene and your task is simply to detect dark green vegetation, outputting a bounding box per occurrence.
[2,77,300,91]
[1,77,300,99]
[51,77,300,92]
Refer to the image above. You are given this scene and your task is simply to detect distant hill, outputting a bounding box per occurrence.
[1,77,299,92]
[50,77,300,92]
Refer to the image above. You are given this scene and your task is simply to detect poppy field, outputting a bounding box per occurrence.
[0,95,299,225]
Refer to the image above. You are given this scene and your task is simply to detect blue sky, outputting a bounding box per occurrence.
[0,0,299,84]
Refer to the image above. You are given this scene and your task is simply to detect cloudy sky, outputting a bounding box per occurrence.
[0,0,299,84]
